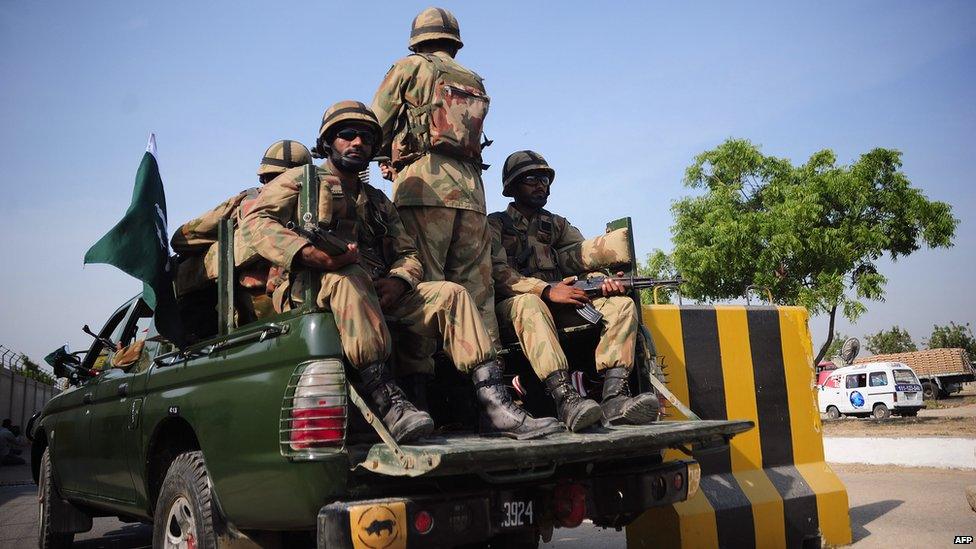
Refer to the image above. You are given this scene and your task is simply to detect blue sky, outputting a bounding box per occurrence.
[1,1,974,364]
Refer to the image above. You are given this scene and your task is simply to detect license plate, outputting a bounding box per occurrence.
[905,392,917,398]
[497,493,536,529]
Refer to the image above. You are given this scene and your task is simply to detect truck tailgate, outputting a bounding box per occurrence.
[350,419,752,477]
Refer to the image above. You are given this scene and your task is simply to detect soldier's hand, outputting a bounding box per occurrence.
[544,280,590,306]
[602,271,627,297]
[374,277,408,311]
[379,161,395,182]
[300,243,360,271]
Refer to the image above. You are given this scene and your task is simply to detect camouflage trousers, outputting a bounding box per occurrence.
[497,294,638,379]
[276,265,494,372]
[398,206,500,371]
[390,281,496,374]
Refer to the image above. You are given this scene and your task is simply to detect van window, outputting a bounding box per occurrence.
[846,374,866,389]
[824,375,841,388]
[869,372,888,387]
[893,369,919,384]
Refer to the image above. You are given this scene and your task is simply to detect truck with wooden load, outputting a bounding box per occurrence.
[855,347,975,399]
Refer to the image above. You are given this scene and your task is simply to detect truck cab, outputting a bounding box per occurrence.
[818,362,925,419]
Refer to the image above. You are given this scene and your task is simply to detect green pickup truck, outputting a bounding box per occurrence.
[29,174,750,548]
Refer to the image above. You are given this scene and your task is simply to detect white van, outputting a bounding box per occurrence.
[818,362,925,419]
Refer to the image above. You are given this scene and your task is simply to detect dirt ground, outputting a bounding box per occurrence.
[822,415,976,437]
[822,383,976,437]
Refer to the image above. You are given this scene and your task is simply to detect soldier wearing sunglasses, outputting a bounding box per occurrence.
[240,102,562,442]
[489,150,661,431]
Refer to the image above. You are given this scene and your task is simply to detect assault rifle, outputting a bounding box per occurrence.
[286,222,388,279]
[549,276,683,325]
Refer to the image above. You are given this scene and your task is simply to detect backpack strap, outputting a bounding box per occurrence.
[489,211,534,274]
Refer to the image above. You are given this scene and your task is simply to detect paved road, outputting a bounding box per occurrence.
[2,465,973,548]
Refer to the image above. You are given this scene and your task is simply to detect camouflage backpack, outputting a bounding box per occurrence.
[397,53,490,167]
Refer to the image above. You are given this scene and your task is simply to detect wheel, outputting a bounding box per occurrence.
[922,382,939,400]
[872,403,890,419]
[153,451,219,549]
[38,448,75,549]
[826,406,841,420]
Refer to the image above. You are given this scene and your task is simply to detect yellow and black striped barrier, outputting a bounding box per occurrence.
[627,305,851,548]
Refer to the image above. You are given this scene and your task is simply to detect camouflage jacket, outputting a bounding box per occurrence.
[372,52,488,213]
[489,204,635,301]
[239,161,423,289]
[488,203,588,298]
[171,188,268,291]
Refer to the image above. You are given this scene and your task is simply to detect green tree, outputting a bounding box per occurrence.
[865,326,917,355]
[926,322,976,362]
[823,332,850,360]
[638,250,681,305]
[668,139,956,364]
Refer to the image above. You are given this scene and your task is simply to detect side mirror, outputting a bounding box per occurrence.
[43,345,94,385]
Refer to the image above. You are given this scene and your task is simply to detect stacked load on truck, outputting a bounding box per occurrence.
[854,347,974,399]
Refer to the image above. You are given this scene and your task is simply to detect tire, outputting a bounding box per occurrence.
[826,406,841,420]
[153,451,219,549]
[38,448,75,549]
[872,403,890,420]
[922,382,939,400]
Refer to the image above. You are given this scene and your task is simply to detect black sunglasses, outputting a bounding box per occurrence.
[335,128,376,144]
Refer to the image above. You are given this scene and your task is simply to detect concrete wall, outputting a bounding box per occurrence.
[0,367,58,428]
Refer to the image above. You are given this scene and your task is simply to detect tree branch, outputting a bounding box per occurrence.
[813,304,838,365]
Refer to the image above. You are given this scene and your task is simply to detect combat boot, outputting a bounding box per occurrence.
[360,362,434,443]
[400,372,431,413]
[472,360,564,440]
[600,367,660,425]
[543,370,603,432]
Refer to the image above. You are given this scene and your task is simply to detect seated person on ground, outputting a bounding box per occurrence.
[489,150,660,431]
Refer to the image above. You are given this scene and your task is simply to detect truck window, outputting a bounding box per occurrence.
[893,369,919,384]
[869,372,888,387]
[845,374,866,388]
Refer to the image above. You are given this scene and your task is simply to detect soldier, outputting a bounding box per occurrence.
[171,141,312,330]
[371,7,499,370]
[240,101,561,441]
[490,151,660,427]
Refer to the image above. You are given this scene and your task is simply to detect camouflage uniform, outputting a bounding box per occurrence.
[171,140,310,300]
[490,203,639,380]
[239,161,496,372]
[371,21,498,352]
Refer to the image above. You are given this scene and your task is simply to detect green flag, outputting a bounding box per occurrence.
[84,134,185,347]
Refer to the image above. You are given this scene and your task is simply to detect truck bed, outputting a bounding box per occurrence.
[349,419,752,477]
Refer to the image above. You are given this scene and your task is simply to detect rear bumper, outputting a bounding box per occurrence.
[318,459,698,548]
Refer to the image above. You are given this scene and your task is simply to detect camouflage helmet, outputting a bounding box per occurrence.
[408,7,463,52]
[502,150,556,197]
[257,140,312,177]
[315,100,383,156]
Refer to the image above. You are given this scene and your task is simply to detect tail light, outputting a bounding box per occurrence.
[280,360,347,456]
[552,483,587,527]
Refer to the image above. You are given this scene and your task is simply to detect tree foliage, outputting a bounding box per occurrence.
[926,322,976,362]
[667,139,956,363]
[638,250,680,305]
[13,354,56,386]
[865,326,917,355]
[823,332,850,360]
